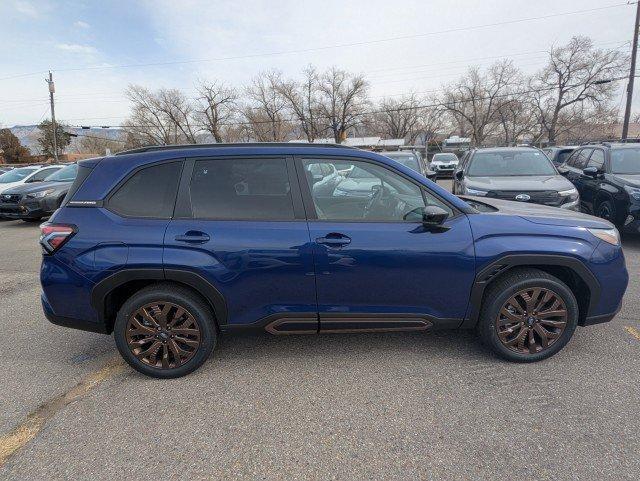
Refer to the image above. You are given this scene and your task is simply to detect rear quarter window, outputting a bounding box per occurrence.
[61,164,92,206]
[107,162,182,218]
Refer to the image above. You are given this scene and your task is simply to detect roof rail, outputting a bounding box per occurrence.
[115,142,357,156]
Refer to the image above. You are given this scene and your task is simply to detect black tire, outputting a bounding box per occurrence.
[478,268,579,363]
[114,283,217,378]
[596,200,617,225]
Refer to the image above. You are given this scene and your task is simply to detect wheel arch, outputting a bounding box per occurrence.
[91,268,228,334]
[463,254,599,328]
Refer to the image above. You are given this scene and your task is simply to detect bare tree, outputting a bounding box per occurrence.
[441,60,520,146]
[373,94,423,140]
[317,67,369,143]
[531,36,627,144]
[495,96,537,145]
[123,85,199,146]
[275,66,324,142]
[244,71,290,141]
[72,134,125,155]
[195,80,238,143]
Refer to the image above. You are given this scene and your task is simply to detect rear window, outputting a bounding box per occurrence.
[107,162,182,218]
[190,158,295,220]
[62,164,93,206]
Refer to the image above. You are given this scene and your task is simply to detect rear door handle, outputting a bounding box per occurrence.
[316,233,351,247]
[174,231,210,244]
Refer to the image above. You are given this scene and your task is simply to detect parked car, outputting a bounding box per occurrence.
[558,142,640,232]
[429,152,459,177]
[382,151,437,181]
[542,146,577,167]
[0,163,78,221]
[452,147,580,210]
[40,143,627,378]
[0,165,63,195]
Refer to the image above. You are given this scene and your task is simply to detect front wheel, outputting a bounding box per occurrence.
[478,268,579,362]
[114,283,217,378]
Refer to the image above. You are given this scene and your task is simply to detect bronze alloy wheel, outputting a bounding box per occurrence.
[495,287,568,355]
[125,301,201,369]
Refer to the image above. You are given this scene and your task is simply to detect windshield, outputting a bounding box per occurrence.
[384,153,421,173]
[610,148,640,174]
[0,167,37,184]
[468,151,556,177]
[46,164,78,182]
[432,154,457,162]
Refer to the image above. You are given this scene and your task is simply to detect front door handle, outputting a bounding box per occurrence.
[316,233,351,247]
[174,231,210,244]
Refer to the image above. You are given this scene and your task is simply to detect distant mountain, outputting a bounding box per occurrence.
[9,125,125,155]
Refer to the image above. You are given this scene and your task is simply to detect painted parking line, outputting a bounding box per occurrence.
[624,326,640,341]
[0,357,125,468]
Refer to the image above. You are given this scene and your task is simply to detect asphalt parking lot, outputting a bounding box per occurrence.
[0,179,639,480]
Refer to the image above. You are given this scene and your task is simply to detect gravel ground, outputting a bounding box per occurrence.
[1,181,638,480]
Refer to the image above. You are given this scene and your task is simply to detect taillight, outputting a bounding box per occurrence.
[39,222,76,254]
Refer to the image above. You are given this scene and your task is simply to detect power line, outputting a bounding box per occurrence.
[0,2,633,81]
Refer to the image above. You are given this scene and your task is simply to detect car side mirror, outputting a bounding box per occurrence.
[404,205,449,226]
[454,170,464,181]
[583,166,599,178]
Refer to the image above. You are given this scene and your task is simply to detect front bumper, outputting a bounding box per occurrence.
[431,164,456,176]
[0,198,50,219]
[621,201,640,233]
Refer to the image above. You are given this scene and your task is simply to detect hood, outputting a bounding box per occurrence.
[466,175,572,192]
[614,173,640,188]
[0,181,26,194]
[1,180,70,195]
[461,195,613,229]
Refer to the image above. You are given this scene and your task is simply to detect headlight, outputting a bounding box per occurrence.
[587,227,620,246]
[465,187,488,196]
[624,185,640,201]
[27,189,54,199]
[558,188,579,202]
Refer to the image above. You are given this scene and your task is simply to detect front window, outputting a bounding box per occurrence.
[303,158,451,221]
[383,153,421,173]
[0,167,37,183]
[610,148,640,174]
[46,164,78,182]
[467,151,556,177]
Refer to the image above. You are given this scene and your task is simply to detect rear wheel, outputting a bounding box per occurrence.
[114,284,217,378]
[478,268,578,362]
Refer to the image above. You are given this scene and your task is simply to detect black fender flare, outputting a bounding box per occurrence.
[463,254,600,328]
[91,268,228,326]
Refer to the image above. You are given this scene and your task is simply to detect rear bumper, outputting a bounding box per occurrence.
[42,293,108,334]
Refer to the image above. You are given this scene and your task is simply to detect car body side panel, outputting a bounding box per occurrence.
[466,213,627,320]
[163,220,317,326]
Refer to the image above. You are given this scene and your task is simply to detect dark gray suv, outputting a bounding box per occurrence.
[452,147,580,210]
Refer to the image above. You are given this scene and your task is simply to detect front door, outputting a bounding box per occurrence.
[163,156,317,333]
[298,156,476,332]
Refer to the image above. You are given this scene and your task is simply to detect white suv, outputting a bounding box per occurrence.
[430,153,459,177]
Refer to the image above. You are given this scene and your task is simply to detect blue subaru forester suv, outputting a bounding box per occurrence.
[40,144,628,378]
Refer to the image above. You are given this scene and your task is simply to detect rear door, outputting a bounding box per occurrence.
[298,155,475,332]
[163,156,317,333]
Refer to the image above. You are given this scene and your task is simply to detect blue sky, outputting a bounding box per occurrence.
[0,0,635,127]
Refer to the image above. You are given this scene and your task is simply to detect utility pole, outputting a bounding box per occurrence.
[45,71,58,161]
[622,0,640,140]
